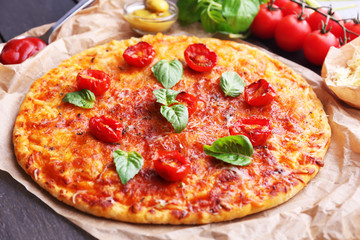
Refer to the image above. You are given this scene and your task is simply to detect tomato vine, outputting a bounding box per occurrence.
[289,0,360,44]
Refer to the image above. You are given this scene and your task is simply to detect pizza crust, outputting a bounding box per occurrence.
[13,34,331,224]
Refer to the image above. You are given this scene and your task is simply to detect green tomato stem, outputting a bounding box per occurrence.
[291,0,360,44]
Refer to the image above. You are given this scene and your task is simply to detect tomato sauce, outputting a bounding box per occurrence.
[13,35,331,223]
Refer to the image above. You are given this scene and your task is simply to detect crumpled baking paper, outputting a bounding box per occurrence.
[1,0,360,239]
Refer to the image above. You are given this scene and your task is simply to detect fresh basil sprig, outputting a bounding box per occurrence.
[220,71,245,97]
[177,0,267,36]
[153,89,188,133]
[203,135,253,166]
[152,58,188,133]
[222,0,262,33]
[152,59,183,89]
[160,104,189,133]
[62,89,95,109]
[177,0,205,26]
[200,9,219,33]
[113,149,144,185]
[153,88,180,106]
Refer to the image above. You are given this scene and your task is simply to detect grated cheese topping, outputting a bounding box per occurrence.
[13,34,331,224]
[330,47,360,86]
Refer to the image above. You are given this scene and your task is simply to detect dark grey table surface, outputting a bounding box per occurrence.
[0,0,359,239]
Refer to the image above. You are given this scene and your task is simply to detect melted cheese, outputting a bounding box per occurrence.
[13,34,331,224]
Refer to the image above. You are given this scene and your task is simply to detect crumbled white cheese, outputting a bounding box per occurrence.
[330,47,360,87]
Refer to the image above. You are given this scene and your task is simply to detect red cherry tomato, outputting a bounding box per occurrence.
[184,43,218,72]
[344,20,360,42]
[175,92,198,116]
[275,14,311,52]
[281,1,313,18]
[89,116,123,143]
[154,151,191,182]
[271,0,290,8]
[303,30,339,66]
[306,8,344,41]
[229,118,272,147]
[245,79,276,107]
[250,4,283,39]
[0,37,46,65]
[77,69,111,96]
[123,41,155,67]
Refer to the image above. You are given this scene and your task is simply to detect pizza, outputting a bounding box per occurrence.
[13,33,331,224]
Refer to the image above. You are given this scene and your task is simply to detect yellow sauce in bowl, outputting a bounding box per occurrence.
[124,0,177,34]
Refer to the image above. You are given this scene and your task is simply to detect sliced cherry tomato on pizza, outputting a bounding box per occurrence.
[229,118,272,147]
[184,43,218,72]
[244,79,276,107]
[89,115,123,143]
[154,151,191,182]
[0,37,46,65]
[123,41,155,67]
[175,92,198,116]
[77,69,111,96]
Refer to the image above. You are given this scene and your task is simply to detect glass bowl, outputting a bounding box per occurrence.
[123,0,178,35]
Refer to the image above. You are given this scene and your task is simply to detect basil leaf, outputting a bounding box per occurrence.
[152,59,183,89]
[178,0,266,36]
[208,9,227,24]
[203,135,253,166]
[222,0,260,33]
[160,104,188,133]
[62,89,95,109]
[217,22,240,35]
[153,89,180,106]
[113,149,144,185]
[177,0,205,26]
[220,71,245,97]
[201,9,217,33]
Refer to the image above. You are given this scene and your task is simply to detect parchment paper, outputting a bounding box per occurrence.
[1,0,360,239]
